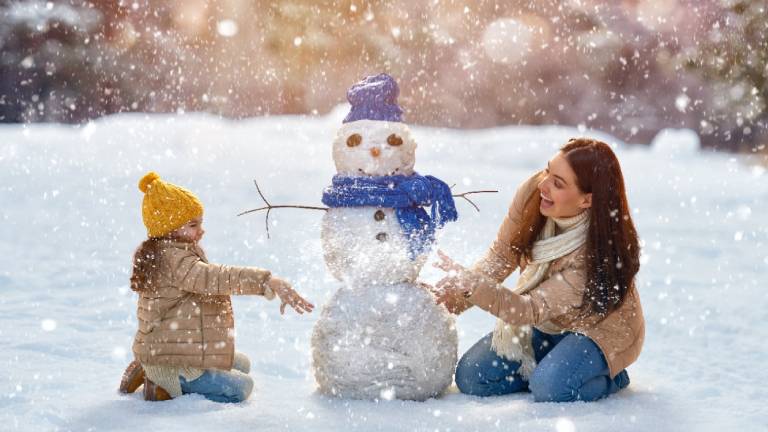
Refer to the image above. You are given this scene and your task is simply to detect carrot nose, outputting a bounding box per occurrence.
[370,147,381,157]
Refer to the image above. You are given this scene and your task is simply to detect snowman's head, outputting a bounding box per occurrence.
[332,120,417,177]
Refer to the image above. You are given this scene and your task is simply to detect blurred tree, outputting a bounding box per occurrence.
[1,0,765,153]
[684,0,767,151]
[0,0,181,122]
[260,0,412,114]
[0,0,103,122]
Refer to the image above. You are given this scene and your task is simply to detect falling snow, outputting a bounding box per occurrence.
[1,0,766,430]
[0,112,765,430]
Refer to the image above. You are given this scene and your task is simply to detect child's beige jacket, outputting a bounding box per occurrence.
[132,241,273,370]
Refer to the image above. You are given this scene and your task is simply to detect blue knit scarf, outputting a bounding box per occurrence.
[322,173,458,259]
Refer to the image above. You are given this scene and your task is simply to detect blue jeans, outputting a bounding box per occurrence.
[455,330,630,402]
[179,352,254,403]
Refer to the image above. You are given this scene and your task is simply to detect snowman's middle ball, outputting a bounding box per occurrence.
[321,207,427,284]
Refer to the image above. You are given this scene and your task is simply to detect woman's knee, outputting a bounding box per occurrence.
[455,354,502,395]
[454,355,480,394]
[529,366,621,402]
[529,370,576,402]
[529,333,616,402]
[455,354,526,396]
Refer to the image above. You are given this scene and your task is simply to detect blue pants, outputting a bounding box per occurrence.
[180,352,254,403]
[455,330,630,402]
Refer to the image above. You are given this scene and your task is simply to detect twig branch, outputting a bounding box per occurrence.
[240,180,499,238]
[451,189,498,212]
[238,180,327,238]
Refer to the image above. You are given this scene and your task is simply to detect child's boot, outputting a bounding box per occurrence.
[143,377,172,401]
[118,360,145,394]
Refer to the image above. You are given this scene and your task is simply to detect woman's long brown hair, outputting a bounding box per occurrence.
[513,138,640,318]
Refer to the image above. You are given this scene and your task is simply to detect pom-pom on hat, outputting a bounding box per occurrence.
[138,171,204,238]
[343,73,403,124]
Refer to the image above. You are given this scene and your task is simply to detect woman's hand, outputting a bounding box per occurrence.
[431,250,474,314]
[267,277,315,315]
[433,249,466,274]
[432,276,473,314]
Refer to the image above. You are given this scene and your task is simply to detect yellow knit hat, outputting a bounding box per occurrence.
[138,171,204,238]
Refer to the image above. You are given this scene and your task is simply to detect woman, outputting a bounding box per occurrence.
[433,138,644,402]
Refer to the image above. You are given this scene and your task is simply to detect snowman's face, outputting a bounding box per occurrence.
[332,120,416,177]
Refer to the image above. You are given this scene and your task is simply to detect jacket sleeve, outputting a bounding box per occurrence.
[169,248,273,297]
[462,267,585,326]
[470,170,545,282]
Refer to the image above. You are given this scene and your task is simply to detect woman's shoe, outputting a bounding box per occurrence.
[118,360,145,394]
[614,370,631,390]
[143,377,172,401]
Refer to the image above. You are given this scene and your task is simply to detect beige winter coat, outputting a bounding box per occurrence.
[463,171,645,378]
[132,241,273,370]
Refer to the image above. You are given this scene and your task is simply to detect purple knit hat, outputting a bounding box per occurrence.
[343,73,403,123]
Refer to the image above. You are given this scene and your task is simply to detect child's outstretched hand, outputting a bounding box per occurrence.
[267,277,315,315]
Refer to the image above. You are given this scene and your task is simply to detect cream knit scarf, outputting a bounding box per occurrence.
[490,210,590,379]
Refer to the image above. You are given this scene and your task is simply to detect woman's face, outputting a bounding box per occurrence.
[538,152,592,218]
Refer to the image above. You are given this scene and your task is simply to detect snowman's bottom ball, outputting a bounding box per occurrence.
[311,282,458,401]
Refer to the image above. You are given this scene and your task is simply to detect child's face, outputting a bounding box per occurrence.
[172,216,205,243]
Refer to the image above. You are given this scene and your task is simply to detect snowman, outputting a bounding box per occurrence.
[311,74,459,401]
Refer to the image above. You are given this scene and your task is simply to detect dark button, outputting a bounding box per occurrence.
[374,210,385,221]
[376,232,388,241]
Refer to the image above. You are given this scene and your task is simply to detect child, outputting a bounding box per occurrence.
[118,171,314,402]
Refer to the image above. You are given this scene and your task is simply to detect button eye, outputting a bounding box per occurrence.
[347,134,362,147]
[387,134,403,146]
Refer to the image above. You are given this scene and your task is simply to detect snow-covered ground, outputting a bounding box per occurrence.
[1,109,766,431]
